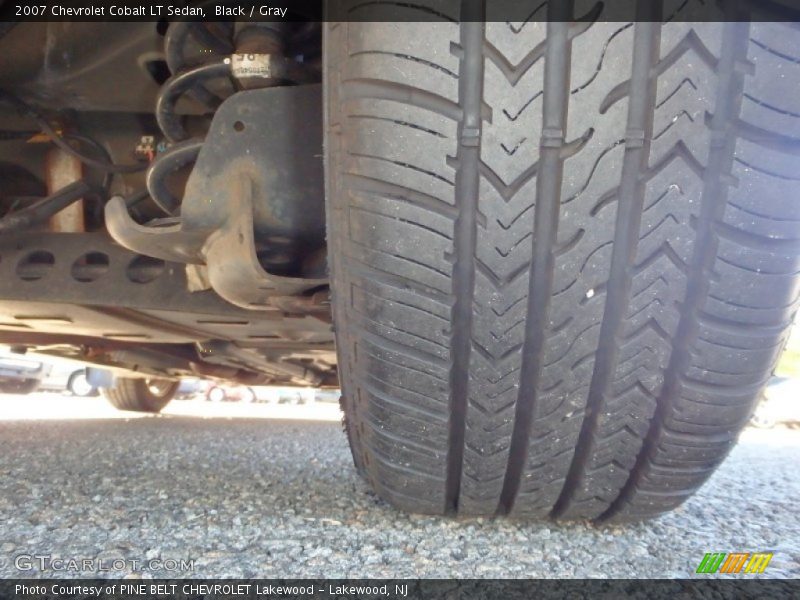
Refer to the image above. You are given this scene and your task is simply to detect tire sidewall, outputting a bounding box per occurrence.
[137,379,178,412]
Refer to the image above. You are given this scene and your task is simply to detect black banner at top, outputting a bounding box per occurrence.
[1,0,800,22]
[1,579,799,600]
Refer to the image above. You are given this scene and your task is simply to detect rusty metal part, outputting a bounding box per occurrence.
[0,330,197,364]
[0,232,336,386]
[45,147,84,232]
[0,231,335,351]
[105,205,212,265]
[203,188,326,306]
[106,84,327,310]
[0,328,331,387]
[269,290,332,323]
[198,340,326,386]
[232,24,287,90]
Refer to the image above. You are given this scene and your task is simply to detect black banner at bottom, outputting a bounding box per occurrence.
[0,579,798,600]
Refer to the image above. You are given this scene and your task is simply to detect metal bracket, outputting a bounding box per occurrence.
[105,203,211,264]
[203,181,326,307]
[106,84,326,310]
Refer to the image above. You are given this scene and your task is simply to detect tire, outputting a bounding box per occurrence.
[0,379,40,394]
[207,386,226,402]
[324,16,800,521]
[102,378,178,413]
[67,370,98,397]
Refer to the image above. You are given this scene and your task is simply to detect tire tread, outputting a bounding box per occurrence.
[325,8,800,521]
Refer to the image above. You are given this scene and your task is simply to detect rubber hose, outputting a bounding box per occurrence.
[0,180,93,233]
[155,62,230,143]
[145,138,204,215]
[164,22,220,109]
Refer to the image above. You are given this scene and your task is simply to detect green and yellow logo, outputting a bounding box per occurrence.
[696,552,773,574]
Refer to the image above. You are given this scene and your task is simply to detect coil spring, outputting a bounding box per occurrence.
[147,22,234,215]
[146,21,321,216]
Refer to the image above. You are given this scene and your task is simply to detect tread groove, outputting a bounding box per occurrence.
[445,12,485,514]
[498,14,573,516]
[554,12,662,521]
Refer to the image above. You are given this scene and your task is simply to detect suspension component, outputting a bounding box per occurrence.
[45,146,85,232]
[156,61,231,143]
[0,180,93,233]
[149,21,318,216]
[145,138,203,215]
[106,83,326,309]
[109,20,326,312]
[164,21,233,109]
[231,24,287,89]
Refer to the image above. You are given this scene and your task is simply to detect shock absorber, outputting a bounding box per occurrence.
[231,23,288,89]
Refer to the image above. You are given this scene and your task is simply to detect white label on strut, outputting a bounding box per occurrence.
[230,54,273,78]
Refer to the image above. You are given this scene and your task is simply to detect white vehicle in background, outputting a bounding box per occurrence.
[0,348,50,394]
[35,354,98,397]
[274,387,315,405]
[39,361,98,397]
[205,382,256,403]
[0,347,96,396]
[246,386,316,404]
[174,378,206,400]
[314,389,341,404]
